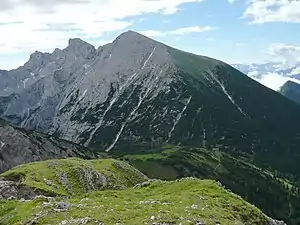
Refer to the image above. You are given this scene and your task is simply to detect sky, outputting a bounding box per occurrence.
[0,0,300,78]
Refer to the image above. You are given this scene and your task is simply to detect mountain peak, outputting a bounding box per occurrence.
[26,51,51,69]
[119,30,144,37]
[285,80,299,86]
[114,30,152,43]
[68,38,92,49]
[279,80,300,105]
[29,50,48,59]
[67,38,96,59]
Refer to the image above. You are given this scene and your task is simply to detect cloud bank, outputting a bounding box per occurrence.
[139,26,215,37]
[243,0,300,23]
[251,73,300,91]
[0,0,203,53]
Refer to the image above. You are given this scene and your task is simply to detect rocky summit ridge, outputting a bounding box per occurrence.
[0,31,177,150]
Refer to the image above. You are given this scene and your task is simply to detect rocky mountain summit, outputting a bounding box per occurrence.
[0,158,286,225]
[0,31,176,149]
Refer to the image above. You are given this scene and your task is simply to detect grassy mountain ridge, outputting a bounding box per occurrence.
[162,47,300,191]
[120,145,300,224]
[0,158,280,225]
[0,158,147,197]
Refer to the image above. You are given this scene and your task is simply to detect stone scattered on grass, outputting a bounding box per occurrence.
[58,217,91,225]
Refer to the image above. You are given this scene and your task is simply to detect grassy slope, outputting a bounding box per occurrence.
[121,145,300,225]
[168,47,300,177]
[0,158,147,196]
[0,178,271,225]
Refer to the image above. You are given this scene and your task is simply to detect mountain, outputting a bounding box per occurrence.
[2,31,300,223]
[1,31,300,173]
[0,119,98,173]
[279,80,300,105]
[1,32,300,155]
[0,158,285,225]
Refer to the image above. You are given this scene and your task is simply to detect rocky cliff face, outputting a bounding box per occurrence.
[0,120,98,173]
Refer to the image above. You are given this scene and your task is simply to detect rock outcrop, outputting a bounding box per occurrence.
[0,119,98,173]
[0,158,148,199]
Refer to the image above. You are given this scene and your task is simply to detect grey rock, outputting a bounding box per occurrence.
[268,218,287,225]
[0,119,99,173]
[152,223,176,225]
[0,31,176,151]
[56,201,71,210]
[140,181,152,187]
[0,180,47,200]
[58,172,73,193]
[33,195,54,202]
[195,221,205,225]
[134,180,153,188]
[58,217,91,225]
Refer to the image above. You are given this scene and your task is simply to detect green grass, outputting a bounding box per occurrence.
[0,179,270,225]
[122,145,180,161]
[0,158,148,196]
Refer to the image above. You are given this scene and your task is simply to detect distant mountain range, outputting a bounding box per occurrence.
[233,62,300,102]
[232,62,300,80]
[1,31,300,224]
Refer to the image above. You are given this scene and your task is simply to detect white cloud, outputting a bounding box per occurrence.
[248,70,260,77]
[169,26,214,35]
[251,72,300,91]
[139,26,215,37]
[234,42,300,91]
[0,0,203,54]
[290,66,300,75]
[228,0,236,4]
[243,0,300,23]
[269,43,300,64]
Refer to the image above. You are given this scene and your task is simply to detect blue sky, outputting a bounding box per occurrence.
[0,0,300,70]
